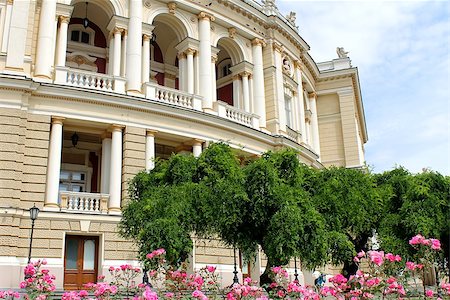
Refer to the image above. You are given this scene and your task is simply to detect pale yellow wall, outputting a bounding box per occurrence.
[316,94,346,167]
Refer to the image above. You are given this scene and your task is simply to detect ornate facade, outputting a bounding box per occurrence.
[0,0,367,289]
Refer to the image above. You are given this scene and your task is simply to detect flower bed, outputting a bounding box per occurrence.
[1,235,448,300]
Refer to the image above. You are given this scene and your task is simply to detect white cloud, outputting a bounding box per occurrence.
[277,0,450,174]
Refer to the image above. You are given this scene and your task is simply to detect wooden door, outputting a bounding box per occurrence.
[64,236,99,290]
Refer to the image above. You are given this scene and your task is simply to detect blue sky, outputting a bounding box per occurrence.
[275,0,450,175]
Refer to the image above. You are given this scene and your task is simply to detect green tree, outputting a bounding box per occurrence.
[308,166,382,276]
[376,168,450,276]
[120,144,328,284]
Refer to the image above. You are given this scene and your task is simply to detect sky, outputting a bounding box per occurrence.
[275,0,450,175]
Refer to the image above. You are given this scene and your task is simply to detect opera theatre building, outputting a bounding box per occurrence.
[0,0,367,289]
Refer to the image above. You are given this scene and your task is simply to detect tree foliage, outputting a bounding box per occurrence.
[375,168,450,271]
[307,166,383,275]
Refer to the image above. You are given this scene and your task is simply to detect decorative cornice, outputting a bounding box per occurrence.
[197,11,215,22]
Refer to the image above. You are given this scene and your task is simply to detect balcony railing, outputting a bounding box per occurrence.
[286,126,301,143]
[144,82,203,111]
[60,191,109,214]
[54,66,125,93]
[214,101,260,129]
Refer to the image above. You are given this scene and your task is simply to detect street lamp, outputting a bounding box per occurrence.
[27,204,40,264]
[232,246,239,284]
[294,257,299,283]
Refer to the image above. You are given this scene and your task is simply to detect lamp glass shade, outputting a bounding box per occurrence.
[29,205,40,221]
[83,18,89,29]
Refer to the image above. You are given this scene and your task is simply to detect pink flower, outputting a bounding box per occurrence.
[409,234,425,245]
[368,251,384,266]
[430,239,441,250]
[206,265,216,273]
[425,289,434,297]
[165,292,174,298]
[78,290,88,297]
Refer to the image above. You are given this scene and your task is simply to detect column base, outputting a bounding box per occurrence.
[42,204,60,212]
[126,90,144,98]
[33,74,53,83]
[108,207,122,215]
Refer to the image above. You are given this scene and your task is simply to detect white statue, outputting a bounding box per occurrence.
[336,47,349,58]
[286,11,296,24]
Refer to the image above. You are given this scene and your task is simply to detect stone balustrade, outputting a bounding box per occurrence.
[60,191,109,214]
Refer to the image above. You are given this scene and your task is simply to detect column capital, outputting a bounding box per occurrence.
[192,139,204,146]
[293,60,303,70]
[143,34,151,42]
[251,38,266,47]
[113,27,122,35]
[59,15,70,24]
[7,0,13,5]
[211,54,218,63]
[186,48,196,56]
[122,29,128,37]
[146,129,158,136]
[110,124,125,132]
[198,11,215,22]
[177,52,187,60]
[240,71,251,78]
[272,42,284,53]
[308,92,317,99]
[51,116,65,125]
[232,74,241,81]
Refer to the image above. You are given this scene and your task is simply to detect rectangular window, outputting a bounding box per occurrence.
[71,31,80,42]
[81,32,90,44]
[285,96,292,127]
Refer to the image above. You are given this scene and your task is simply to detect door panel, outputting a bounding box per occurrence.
[64,236,99,290]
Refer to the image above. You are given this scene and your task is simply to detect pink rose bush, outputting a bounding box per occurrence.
[19,259,56,300]
[0,290,20,300]
[16,240,450,300]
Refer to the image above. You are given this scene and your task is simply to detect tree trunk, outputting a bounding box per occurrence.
[260,258,274,287]
[342,260,359,278]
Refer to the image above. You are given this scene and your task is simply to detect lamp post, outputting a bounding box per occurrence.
[27,204,40,264]
[232,246,239,284]
[294,257,299,283]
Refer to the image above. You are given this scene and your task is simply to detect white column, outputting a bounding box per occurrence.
[113,28,122,76]
[232,75,241,108]
[305,119,311,146]
[309,92,321,157]
[249,75,254,113]
[34,0,57,78]
[109,125,123,214]
[192,140,203,158]
[198,12,214,109]
[44,117,64,210]
[178,52,186,91]
[1,0,13,53]
[241,72,250,112]
[121,30,127,77]
[142,34,150,83]
[55,16,70,67]
[295,62,307,143]
[145,130,156,171]
[211,55,217,101]
[251,39,266,129]
[194,52,199,94]
[126,0,142,92]
[100,137,112,194]
[273,43,286,131]
[186,49,195,94]
[108,35,114,75]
